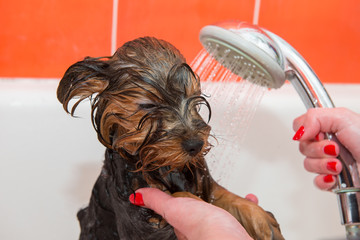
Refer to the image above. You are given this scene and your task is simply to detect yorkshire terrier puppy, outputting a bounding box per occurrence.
[57,37,284,240]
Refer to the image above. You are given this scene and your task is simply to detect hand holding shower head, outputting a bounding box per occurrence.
[199,20,360,239]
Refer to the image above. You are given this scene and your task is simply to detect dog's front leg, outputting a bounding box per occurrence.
[210,183,284,240]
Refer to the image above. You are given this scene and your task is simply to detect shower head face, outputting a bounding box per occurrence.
[199,21,286,89]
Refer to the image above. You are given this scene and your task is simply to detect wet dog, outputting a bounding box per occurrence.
[57,37,284,239]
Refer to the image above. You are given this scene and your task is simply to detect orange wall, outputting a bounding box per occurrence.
[1,0,359,83]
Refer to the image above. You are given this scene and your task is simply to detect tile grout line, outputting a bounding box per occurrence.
[111,0,119,55]
[253,0,261,25]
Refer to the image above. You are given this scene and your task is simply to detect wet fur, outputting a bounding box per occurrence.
[57,37,284,239]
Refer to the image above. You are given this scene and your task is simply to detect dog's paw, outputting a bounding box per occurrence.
[211,184,284,240]
[235,199,283,240]
[217,196,284,240]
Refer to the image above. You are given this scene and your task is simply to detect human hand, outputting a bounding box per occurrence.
[129,188,255,240]
[292,107,360,190]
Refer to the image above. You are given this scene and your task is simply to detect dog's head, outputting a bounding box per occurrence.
[57,37,212,173]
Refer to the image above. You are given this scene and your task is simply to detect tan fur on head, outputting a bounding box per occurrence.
[57,37,212,176]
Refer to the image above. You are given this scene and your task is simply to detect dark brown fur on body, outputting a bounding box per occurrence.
[57,37,284,239]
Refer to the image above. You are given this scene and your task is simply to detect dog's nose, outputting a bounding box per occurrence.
[182,139,204,157]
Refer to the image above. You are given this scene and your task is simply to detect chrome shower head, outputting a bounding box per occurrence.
[199,20,360,238]
[200,21,286,89]
[199,20,334,109]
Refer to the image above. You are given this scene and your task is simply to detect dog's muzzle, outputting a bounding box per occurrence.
[182,139,204,157]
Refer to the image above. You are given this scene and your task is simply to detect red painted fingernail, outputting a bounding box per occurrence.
[293,126,305,140]
[327,161,338,172]
[129,192,145,206]
[323,174,334,183]
[324,145,337,156]
[315,133,321,141]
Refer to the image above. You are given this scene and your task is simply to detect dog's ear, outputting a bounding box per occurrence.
[57,57,110,116]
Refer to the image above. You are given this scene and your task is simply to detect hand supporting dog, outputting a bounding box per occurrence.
[131,188,254,240]
[57,37,284,239]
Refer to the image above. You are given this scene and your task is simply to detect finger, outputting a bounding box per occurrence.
[315,132,325,141]
[135,188,173,214]
[292,108,350,141]
[245,193,259,205]
[293,113,306,132]
[314,174,337,191]
[304,157,342,175]
[135,188,206,235]
[299,140,339,158]
[136,188,198,240]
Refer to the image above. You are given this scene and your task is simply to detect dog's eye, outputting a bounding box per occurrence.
[139,103,156,110]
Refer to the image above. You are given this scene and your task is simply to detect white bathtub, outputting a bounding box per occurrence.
[1,79,359,240]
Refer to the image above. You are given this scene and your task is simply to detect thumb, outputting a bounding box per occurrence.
[293,108,353,140]
[132,188,201,234]
[131,188,252,240]
[293,108,360,160]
